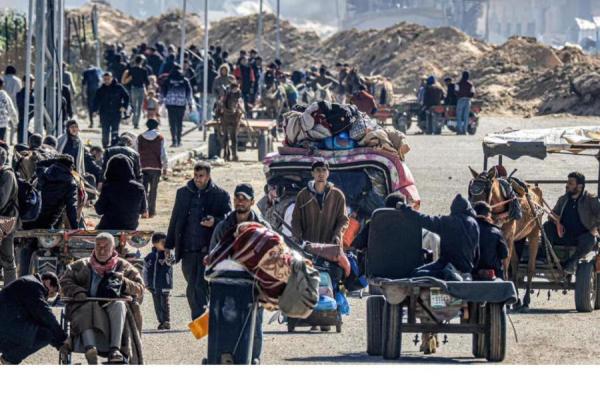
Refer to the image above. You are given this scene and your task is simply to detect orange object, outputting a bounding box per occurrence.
[188,311,210,340]
[343,217,361,249]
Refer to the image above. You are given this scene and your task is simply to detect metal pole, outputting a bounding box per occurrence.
[92,5,100,68]
[180,0,187,66]
[257,0,263,54]
[33,0,46,135]
[22,0,34,143]
[57,0,64,132]
[202,0,208,141]
[48,0,57,136]
[275,0,280,60]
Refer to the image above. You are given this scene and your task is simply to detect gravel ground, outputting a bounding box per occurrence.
[21,114,600,364]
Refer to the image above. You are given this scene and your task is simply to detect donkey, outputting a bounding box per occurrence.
[468,166,544,309]
[260,84,287,120]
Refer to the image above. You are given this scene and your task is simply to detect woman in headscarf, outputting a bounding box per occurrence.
[57,120,85,174]
[95,154,148,230]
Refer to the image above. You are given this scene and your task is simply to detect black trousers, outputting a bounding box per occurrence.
[151,290,171,324]
[0,127,6,141]
[142,170,161,216]
[100,113,121,148]
[181,251,208,320]
[543,221,595,265]
[167,105,186,145]
[0,326,54,364]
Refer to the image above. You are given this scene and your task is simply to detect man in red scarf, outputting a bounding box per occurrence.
[60,233,144,364]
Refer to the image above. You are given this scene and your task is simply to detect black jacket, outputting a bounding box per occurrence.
[23,158,78,229]
[0,274,67,349]
[101,146,142,183]
[166,179,232,261]
[398,194,479,273]
[147,53,164,76]
[93,80,129,116]
[476,218,509,276]
[128,66,150,88]
[84,151,103,185]
[423,84,445,108]
[95,154,147,230]
[143,248,173,291]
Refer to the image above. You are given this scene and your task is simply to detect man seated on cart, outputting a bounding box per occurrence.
[543,172,600,274]
[59,233,144,364]
[396,194,479,281]
[473,202,509,280]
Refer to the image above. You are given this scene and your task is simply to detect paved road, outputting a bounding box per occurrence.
[22,114,600,364]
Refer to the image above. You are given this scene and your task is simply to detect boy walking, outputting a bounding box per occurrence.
[143,233,173,330]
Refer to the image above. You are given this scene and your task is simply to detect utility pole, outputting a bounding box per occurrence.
[202,0,209,141]
[92,4,100,68]
[33,0,46,135]
[180,0,187,66]
[275,0,280,60]
[57,0,64,133]
[257,0,263,54]
[22,0,34,143]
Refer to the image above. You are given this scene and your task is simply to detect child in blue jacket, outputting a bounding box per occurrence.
[143,232,173,329]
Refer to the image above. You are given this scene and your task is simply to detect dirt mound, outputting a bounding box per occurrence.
[133,10,205,49]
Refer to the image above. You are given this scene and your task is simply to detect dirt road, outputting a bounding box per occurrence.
[23,114,600,364]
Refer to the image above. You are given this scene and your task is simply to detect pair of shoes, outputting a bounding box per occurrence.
[84,347,98,365]
[251,358,260,365]
[108,347,124,364]
[162,321,171,330]
[0,355,14,365]
[563,261,577,275]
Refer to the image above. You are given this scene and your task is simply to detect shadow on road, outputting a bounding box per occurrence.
[285,353,484,365]
[511,308,578,315]
[142,329,189,335]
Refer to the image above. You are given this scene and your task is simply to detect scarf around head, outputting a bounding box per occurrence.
[90,250,119,276]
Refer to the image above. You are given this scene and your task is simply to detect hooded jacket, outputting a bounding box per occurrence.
[23,157,78,229]
[212,64,237,98]
[95,154,147,230]
[476,217,509,276]
[162,69,193,108]
[101,145,142,183]
[291,181,349,245]
[165,179,232,261]
[398,194,479,273]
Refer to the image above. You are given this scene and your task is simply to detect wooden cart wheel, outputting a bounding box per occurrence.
[366,295,385,356]
[575,261,595,313]
[382,302,402,360]
[485,303,507,362]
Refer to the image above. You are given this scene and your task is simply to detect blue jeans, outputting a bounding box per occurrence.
[456,97,471,134]
[130,86,145,128]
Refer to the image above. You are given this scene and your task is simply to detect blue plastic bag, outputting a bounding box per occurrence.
[315,295,337,312]
[319,131,356,151]
[336,292,350,315]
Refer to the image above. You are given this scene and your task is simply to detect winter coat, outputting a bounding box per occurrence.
[2,74,21,106]
[212,70,237,99]
[60,258,144,349]
[0,166,18,218]
[143,248,173,291]
[57,133,85,175]
[101,145,142,183]
[23,158,78,229]
[84,151,102,185]
[93,80,129,117]
[146,53,164,76]
[553,190,600,233]
[137,130,168,171]
[291,181,349,245]
[476,218,508,276]
[166,179,232,261]
[423,84,445,108]
[0,90,18,128]
[210,210,270,252]
[162,70,192,108]
[444,83,458,106]
[233,64,255,94]
[82,67,102,94]
[397,194,479,273]
[457,79,475,99]
[95,154,147,230]
[0,274,67,349]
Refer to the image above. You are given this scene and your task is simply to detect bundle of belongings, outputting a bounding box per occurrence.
[205,222,320,318]
[283,100,410,160]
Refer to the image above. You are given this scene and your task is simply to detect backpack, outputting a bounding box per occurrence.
[17,177,42,222]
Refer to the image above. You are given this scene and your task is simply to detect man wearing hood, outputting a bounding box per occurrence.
[95,154,148,231]
[292,160,349,246]
[100,133,142,185]
[212,64,236,100]
[0,272,67,364]
[166,161,231,320]
[0,141,18,284]
[162,65,193,147]
[137,119,168,218]
[397,194,479,281]
[57,120,85,175]
[456,71,475,135]
[93,72,130,149]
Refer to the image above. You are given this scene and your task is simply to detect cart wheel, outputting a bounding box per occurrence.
[575,261,595,313]
[595,273,600,310]
[382,302,402,360]
[485,303,507,362]
[366,295,385,356]
[470,303,486,358]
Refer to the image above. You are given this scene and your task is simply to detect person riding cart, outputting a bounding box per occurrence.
[543,172,600,275]
[59,233,144,365]
[396,194,479,281]
[473,202,509,280]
